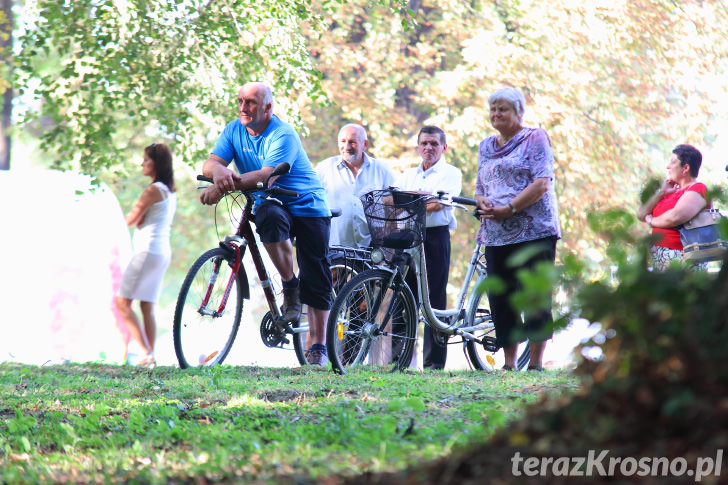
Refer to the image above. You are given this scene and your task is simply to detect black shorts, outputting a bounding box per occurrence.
[255,202,333,310]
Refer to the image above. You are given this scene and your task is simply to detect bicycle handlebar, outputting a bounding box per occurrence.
[196,175,299,198]
[430,191,477,210]
[451,196,477,206]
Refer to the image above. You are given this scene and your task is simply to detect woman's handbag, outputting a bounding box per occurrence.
[678,209,727,262]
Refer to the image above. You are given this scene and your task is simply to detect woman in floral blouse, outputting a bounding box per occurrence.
[475,87,561,372]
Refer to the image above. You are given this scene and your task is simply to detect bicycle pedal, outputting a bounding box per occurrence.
[274,316,297,327]
[481,336,499,353]
[433,331,449,347]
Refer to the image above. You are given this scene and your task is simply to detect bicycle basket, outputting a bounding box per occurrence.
[360,189,427,250]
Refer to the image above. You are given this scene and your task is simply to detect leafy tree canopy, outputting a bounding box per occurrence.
[15,0,408,175]
[299,0,728,270]
[13,0,728,272]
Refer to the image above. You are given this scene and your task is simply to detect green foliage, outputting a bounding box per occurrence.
[586,207,647,272]
[542,211,728,444]
[371,209,728,483]
[0,363,576,482]
[16,0,377,173]
[639,177,664,205]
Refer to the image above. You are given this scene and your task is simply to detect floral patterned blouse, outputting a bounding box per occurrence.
[475,127,561,246]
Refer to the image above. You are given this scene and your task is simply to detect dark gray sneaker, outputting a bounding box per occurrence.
[304,348,328,367]
[281,286,302,323]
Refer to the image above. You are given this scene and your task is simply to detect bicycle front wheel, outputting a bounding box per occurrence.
[465,276,530,371]
[326,269,417,375]
[173,247,244,368]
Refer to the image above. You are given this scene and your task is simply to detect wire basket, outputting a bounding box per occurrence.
[360,189,427,250]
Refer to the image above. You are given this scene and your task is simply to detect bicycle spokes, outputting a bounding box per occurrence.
[327,270,418,373]
[173,248,244,368]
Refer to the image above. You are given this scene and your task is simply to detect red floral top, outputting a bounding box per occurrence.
[652,183,708,249]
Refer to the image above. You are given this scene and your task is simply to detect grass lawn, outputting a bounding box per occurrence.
[0,363,579,483]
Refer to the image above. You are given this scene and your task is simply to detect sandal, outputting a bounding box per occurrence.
[501,365,514,371]
[138,354,156,368]
[527,365,544,372]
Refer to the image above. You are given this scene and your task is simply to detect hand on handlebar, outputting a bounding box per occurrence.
[475,197,512,221]
[425,199,446,212]
[473,196,492,220]
[207,165,244,195]
[199,165,246,205]
[200,184,225,205]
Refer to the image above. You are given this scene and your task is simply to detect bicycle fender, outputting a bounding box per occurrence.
[236,265,251,300]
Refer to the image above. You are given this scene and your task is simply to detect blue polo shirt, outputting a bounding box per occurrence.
[212,115,330,217]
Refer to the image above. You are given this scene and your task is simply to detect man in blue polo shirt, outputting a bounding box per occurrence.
[199,82,332,366]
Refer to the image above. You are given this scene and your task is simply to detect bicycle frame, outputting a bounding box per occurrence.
[411,240,492,341]
[364,239,490,343]
[210,196,288,322]
[201,196,372,337]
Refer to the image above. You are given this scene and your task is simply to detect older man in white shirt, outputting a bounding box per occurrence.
[395,125,462,370]
[316,124,395,248]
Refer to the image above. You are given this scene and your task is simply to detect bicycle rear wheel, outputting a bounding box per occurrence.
[326,269,417,375]
[173,247,244,368]
[465,275,530,371]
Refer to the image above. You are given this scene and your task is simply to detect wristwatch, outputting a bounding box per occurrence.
[507,202,517,215]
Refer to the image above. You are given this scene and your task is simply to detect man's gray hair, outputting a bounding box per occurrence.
[339,123,368,141]
[488,87,526,122]
[259,83,273,107]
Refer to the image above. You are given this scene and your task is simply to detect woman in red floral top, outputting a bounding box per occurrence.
[637,144,708,271]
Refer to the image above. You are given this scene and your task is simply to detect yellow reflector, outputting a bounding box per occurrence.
[337,321,344,340]
[486,354,496,366]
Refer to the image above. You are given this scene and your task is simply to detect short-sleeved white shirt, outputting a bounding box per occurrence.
[316,153,395,248]
[395,158,463,229]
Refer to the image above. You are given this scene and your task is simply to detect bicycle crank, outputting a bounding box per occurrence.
[260,311,291,347]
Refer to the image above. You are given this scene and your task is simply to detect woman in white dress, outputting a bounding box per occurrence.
[116,143,177,366]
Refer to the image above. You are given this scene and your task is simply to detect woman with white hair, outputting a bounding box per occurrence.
[474,87,561,372]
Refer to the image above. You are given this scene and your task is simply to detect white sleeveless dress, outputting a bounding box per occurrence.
[119,182,177,303]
